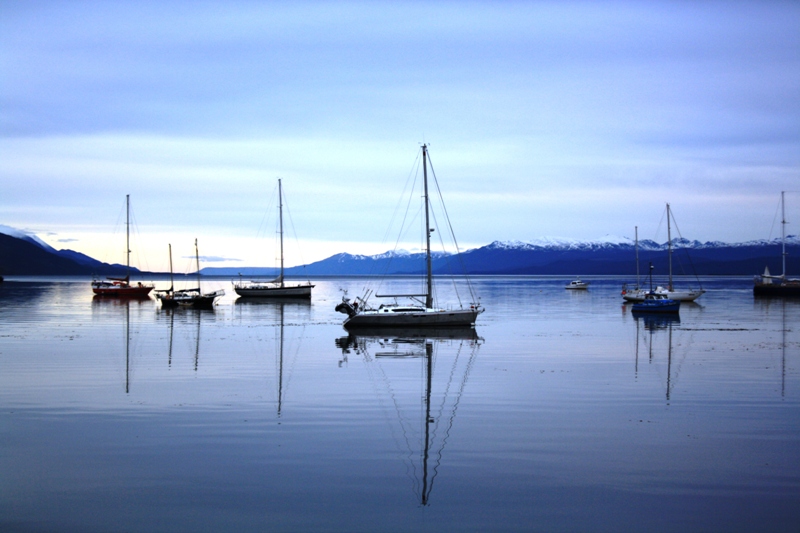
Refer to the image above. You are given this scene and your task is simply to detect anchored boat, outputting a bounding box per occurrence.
[335,144,483,329]
[234,179,314,299]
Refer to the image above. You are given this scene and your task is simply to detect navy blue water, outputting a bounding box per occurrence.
[1,277,798,532]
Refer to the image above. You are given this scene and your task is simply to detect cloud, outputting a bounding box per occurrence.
[185,255,242,263]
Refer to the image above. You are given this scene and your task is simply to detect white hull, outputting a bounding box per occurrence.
[623,287,704,302]
[344,307,480,329]
[235,283,313,298]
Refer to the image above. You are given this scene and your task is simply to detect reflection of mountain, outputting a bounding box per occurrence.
[337,330,482,505]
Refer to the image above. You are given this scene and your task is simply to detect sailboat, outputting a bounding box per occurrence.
[623,204,705,302]
[166,239,225,309]
[335,144,483,329]
[754,191,800,297]
[91,194,154,298]
[155,244,179,309]
[631,263,680,314]
[234,179,314,299]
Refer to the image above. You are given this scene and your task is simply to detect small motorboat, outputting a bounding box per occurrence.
[565,279,588,290]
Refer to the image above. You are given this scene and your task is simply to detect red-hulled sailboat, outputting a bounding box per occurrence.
[92,194,154,298]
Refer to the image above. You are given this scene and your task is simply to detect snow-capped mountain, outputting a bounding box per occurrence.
[2,222,798,276]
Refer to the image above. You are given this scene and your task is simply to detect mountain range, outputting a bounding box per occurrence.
[1,225,797,277]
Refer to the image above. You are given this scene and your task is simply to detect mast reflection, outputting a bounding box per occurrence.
[336,327,483,506]
[632,314,681,401]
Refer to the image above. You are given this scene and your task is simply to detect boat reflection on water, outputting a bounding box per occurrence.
[156,307,210,373]
[234,296,311,308]
[633,312,681,331]
[632,313,681,401]
[234,300,307,417]
[755,298,794,397]
[336,327,483,506]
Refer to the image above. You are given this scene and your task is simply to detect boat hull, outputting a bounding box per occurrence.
[162,289,225,309]
[631,301,680,313]
[92,284,153,298]
[623,288,703,302]
[235,284,314,298]
[753,282,800,298]
[344,308,480,329]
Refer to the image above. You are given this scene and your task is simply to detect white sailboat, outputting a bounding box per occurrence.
[335,144,483,329]
[234,179,314,299]
[623,204,705,302]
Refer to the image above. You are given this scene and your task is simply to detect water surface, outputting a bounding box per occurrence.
[1,276,798,532]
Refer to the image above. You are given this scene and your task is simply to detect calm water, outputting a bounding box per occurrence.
[1,276,798,532]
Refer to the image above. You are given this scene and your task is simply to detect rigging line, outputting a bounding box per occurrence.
[363,344,422,491]
[373,169,423,301]
[428,204,463,308]
[426,155,478,303]
[362,156,423,303]
[281,186,312,281]
[667,208,703,287]
[768,194,782,242]
[430,340,480,497]
[255,183,278,245]
[98,199,128,267]
[127,202,151,274]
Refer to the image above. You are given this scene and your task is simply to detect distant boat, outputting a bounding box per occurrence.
[91,195,154,298]
[162,239,224,309]
[623,205,705,302]
[565,278,588,290]
[754,191,800,297]
[335,144,483,329]
[234,179,314,299]
[631,263,680,314]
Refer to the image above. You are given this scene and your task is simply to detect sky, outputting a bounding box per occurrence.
[1,1,799,272]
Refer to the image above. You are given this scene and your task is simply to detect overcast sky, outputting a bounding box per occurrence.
[1,1,798,271]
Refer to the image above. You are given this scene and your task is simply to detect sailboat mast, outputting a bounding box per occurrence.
[635,226,640,289]
[667,203,673,291]
[125,302,130,394]
[421,340,433,505]
[279,179,285,288]
[168,243,174,293]
[781,191,786,279]
[278,303,284,417]
[423,145,433,309]
[195,239,201,289]
[126,194,131,279]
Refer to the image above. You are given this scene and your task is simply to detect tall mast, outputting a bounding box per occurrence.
[278,303,284,417]
[126,194,131,280]
[279,179,285,288]
[421,340,433,505]
[125,302,130,394]
[635,226,640,289]
[195,238,201,290]
[168,243,174,293]
[781,191,786,279]
[422,145,433,309]
[667,203,673,291]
